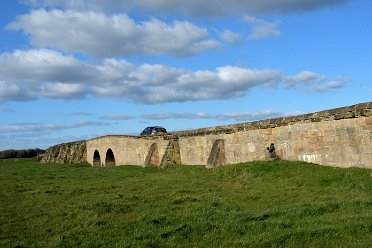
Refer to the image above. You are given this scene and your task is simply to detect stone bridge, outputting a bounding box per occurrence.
[42,102,372,169]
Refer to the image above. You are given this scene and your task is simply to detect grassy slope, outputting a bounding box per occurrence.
[0,159,371,248]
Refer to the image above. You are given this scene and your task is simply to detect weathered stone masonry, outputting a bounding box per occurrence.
[42,141,86,164]
[42,102,372,168]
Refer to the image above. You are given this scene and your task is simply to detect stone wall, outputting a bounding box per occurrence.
[43,102,372,168]
[41,140,86,164]
[176,116,371,168]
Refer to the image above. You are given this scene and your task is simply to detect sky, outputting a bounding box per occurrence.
[0,0,371,150]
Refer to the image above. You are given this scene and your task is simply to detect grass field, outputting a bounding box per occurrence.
[1,159,371,247]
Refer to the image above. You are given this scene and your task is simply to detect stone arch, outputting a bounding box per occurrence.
[105,148,116,167]
[145,143,159,167]
[93,150,101,167]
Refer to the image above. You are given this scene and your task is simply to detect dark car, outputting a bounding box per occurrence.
[140,126,167,136]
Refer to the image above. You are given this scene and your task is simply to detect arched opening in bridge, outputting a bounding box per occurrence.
[93,150,101,167]
[105,148,116,167]
[145,143,159,167]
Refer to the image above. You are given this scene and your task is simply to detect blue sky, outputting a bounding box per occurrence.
[0,0,371,150]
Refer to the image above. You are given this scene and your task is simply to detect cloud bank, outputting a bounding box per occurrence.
[0,49,347,103]
[8,9,220,57]
[0,49,282,103]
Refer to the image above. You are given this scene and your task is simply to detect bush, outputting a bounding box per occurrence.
[0,148,45,159]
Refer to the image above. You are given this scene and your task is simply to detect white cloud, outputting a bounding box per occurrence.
[0,121,111,134]
[0,132,94,150]
[24,0,349,17]
[283,71,348,92]
[0,49,93,83]
[126,66,282,103]
[129,64,187,86]
[0,119,104,149]
[69,112,92,116]
[96,59,134,82]
[40,83,87,99]
[8,9,220,57]
[0,81,35,102]
[54,111,92,116]
[0,49,346,104]
[244,16,280,40]
[0,49,282,103]
[310,80,348,92]
[283,71,326,88]
[219,29,242,43]
[100,114,136,120]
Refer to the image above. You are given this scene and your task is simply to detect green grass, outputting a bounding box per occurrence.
[1,159,371,247]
